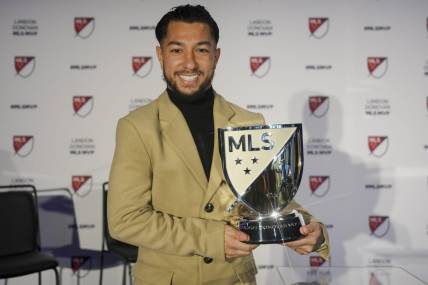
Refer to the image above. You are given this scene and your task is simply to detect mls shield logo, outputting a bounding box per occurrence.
[219,124,303,215]
[310,256,326,267]
[309,17,329,39]
[250,56,270,78]
[367,57,388,78]
[13,136,34,157]
[309,96,329,118]
[72,175,92,197]
[74,17,95,39]
[71,256,91,277]
[369,270,390,285]
[309,176,330,197]
[132,56,153,78]
[368,136,389,157]
[369,215,390,237]
[73,96,93,118]
[15,56,35,78]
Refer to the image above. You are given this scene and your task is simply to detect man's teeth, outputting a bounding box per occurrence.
[179,74,198,81]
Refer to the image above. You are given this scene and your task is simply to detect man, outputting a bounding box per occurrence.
[108,5,329,285]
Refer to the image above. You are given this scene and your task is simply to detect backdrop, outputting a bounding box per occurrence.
[1,0,428,284]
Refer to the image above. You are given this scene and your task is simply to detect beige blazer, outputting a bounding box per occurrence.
[108,91,329,285]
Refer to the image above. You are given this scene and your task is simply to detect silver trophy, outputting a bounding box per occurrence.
[218,124,305,243]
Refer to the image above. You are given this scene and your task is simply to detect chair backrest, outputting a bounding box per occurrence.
[0,188,39,257]
[102,182,138,262]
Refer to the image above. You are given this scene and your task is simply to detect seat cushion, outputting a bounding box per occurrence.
[0,251,58,278]
[108,238,138,263]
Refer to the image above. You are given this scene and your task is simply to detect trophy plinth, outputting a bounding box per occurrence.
[240,212,304,244]
[219,124,305,244]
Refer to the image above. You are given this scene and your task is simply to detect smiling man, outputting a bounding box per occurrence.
[157,20,219,98]
[108,5,329,285]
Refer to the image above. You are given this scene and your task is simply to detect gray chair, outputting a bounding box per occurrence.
[0,184,60,285]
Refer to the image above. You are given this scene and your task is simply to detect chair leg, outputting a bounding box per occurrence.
[53,267,60,285]
[128,263,133,285]
[38,271,42,285]
[122,263,126,285]
[99,250,105,285]
[77,269,80,285]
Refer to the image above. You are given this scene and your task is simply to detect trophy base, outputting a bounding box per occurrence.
[239,211,304,244]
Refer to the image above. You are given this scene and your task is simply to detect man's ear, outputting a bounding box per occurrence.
[214,47,221,65]
[156,46,163,68]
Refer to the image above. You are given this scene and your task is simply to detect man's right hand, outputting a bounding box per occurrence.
[224,225,258,259]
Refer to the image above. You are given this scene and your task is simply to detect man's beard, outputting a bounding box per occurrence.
[162,69,214,99]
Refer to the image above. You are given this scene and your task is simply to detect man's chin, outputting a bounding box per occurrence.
[175,86,201,96]
[171,86,205,97]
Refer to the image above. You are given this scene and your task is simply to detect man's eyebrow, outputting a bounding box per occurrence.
[195,41,212,46]
[166,41,184,46]
[166,40,213,47]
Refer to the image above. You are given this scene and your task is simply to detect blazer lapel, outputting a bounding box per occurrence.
[158,92,208,190]
[206,94,236,198]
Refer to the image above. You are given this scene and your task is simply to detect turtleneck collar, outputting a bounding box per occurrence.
[167,86,214,107]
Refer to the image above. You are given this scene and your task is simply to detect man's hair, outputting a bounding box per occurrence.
[155,4,219,44]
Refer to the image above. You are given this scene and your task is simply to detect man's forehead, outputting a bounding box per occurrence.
[163,21,214,44]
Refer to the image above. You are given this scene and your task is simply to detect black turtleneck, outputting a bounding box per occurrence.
[167,87,214,179]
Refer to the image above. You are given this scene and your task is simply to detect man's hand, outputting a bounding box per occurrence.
[224,225,258,259]
[284,222,324,255]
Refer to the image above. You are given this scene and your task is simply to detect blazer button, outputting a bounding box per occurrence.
[203,257,213,264]
[204,203,214,213]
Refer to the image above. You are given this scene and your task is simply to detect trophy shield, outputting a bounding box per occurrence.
[218,124,304,243]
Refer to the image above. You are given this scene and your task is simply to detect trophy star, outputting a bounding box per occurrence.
[235,158,242,165]
[251,157,258,164]
[244,167,251,175]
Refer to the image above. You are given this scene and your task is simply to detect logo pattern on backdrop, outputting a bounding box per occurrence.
[72,175,93,197]
[367,57,388,78]
[310,256,327,267]
[250,56,270,78]
[15,56,35,78]
[74,17,95,39]
[13,136,34,157]
[368,136,389,157]
[71,256,91,277]
[73,96,94,118]
[309,176,330,197]
[309,17,329,39]
[369,215,390,237]
[132,56,153,78]
[369,270,391,285]
[309,96,329,118]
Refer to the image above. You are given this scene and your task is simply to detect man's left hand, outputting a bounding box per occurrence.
[283,222,324,255]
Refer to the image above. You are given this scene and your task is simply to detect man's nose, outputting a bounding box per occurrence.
[183,50,197,70]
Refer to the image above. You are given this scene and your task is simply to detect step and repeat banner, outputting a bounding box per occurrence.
[1,0,428,284]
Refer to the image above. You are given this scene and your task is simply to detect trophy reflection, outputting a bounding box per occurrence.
[219,124,305,243]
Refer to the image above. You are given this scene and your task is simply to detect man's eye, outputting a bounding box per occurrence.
[197,48,209,53]
[170,48,182,53]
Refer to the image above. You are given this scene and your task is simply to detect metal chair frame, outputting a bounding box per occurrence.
[99,182,138,285]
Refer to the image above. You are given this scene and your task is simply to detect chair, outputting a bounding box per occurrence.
[99,182,138,285]
[0,184,60,285]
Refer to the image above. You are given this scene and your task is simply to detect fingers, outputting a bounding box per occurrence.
[226,225,249,242]
[283,222,322,255]
[224,225,257,259]
[300,224,315,235]
[294,247,312,255]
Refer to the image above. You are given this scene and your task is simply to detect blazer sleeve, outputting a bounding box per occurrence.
[108,118,226,261]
